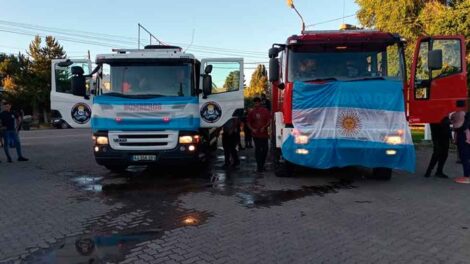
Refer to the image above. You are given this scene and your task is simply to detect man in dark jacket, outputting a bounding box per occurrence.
[261,94,271,112]
[1,101,28,163]
[424,117,451,178]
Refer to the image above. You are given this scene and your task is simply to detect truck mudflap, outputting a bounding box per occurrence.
[281,80,416,173]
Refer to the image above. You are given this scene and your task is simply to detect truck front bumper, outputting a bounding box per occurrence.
[94,144,205,166]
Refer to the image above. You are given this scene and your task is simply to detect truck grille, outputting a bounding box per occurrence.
[108,131,178,150]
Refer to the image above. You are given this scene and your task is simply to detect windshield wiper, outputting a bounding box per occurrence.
[102,92,129,98]
[103,92,164,99]
[134,94,165,98]
[345,77,385,82]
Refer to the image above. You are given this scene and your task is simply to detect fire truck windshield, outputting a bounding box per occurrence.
[288,43,404,82]
[102,62,194,98]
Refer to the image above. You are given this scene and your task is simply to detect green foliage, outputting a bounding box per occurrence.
[0,35,66,123]
[245,64,268,98]
[27,35,66,121]
[356,0,470,82]
[0,53,34,112]
[223,70,240,91]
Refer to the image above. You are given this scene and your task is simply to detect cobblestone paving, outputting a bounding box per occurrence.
[1,130,469,264]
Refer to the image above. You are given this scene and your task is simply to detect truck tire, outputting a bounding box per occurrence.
[373,168,392,181]
[275,160,294,178]
[60,122,69,129]
[105,165,128,173]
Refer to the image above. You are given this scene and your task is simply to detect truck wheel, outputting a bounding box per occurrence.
[105,165,128,173]
[372,168,392,181]
[275,160,293,178]
[60,121,69,129]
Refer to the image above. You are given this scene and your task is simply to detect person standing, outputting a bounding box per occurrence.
[0,101,28,163]
[221,115,240,169]
[247,97,271,173]
[261,94,271,112]
[451,111,470,184]
[241,109,253,148]
[424,117,452,178]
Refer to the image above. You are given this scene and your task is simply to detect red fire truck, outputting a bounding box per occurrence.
[268,28,467,179]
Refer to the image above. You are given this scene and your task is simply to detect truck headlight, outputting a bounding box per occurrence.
[96,136,109,145]
[294,135,309,145]
[296,148,309,155]
[179,136,193,144]
[385,135,402,145]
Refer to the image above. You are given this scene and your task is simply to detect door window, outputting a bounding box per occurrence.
[414,42,430,99]
[414,39,462,100]
[431,39,462,78]
[55,62,90,94]
[205,62,241,94]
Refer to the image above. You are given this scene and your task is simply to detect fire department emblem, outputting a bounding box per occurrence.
[200,102,222,123]
[71,103,92,124]
[337,111,362,136]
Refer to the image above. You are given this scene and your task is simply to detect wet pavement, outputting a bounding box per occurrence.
[1,129,469,264]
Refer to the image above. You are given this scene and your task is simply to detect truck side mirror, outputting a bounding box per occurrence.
[269,58,280,82]
[57,59,73,67]
[204,65,213,74]
[202,75,212,99]
[428,49,443,70]
[71,66,86,97]
[268,47,280,58]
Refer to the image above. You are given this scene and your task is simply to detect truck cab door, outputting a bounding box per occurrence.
[51,59,93,128]
[409,35,467,124]
[199,58,244,127]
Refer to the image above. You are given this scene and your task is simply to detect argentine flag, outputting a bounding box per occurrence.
[281,80,416,172]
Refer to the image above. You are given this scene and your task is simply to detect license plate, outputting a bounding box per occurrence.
[132,155,157,161]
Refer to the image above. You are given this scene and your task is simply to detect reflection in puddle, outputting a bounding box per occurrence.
[237,180,355,208]
[71,176,103,185]
[27,232,159,263]
[71,176,104,193]
[27,209,210,263]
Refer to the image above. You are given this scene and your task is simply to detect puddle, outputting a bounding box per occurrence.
[26,207,211,263]
[26,232,159,264]
[71,176,104,193]
[237,180,356,208]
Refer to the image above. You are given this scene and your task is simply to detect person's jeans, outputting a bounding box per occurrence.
[425,123,450,175]
[244,127,253,147]
[3,130,23,160]
[253,137,269,170]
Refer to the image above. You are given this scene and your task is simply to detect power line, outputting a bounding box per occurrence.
[0,25,267,59]
[306,14,356,28]
[0,27,270,62]
[0,19,267,56]
[0,28,129,49]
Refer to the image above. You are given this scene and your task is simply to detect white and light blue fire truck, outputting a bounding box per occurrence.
[51,45,244,171]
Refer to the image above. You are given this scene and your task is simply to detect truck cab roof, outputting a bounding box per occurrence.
[287,30,403,46]
[95,45,196,64]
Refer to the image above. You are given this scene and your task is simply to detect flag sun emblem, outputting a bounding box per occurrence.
[337,111,362,136]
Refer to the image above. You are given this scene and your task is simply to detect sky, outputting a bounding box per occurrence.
[0,0,360,81]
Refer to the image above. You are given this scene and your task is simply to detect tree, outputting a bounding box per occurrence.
[27,35,66,123]
[356,0,470,83]
[245,64,268,98]
[0,53,34,112]
[223,70,240,91]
